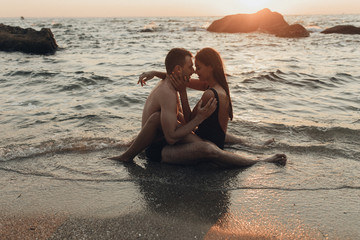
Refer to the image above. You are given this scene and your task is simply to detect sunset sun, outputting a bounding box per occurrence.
[237,0,272,13]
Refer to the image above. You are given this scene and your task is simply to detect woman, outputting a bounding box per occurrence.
[110,48,285,166]
[174,47,232,149]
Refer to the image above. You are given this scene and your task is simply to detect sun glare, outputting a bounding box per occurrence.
[237,0,271,13]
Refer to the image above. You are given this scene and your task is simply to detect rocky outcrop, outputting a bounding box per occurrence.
[207,8,309,38]
[321,25,360,35]
[275,24,310,38]
[0,24,58,55]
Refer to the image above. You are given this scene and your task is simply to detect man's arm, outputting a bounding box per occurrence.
[160,91,217,145]
[178,89,191,123]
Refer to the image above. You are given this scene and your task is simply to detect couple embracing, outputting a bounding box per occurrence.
[110,47,286,167]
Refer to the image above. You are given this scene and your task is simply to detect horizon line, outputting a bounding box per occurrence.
[1,12,359,19]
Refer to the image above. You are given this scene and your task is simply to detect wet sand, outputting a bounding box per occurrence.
[1,151,358,239]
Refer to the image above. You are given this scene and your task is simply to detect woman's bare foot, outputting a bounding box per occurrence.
[264,154,287,166]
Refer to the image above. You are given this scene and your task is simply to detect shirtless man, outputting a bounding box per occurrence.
[110,48,286,167]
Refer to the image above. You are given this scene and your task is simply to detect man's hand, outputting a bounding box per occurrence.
[195,98,217,121]
[169,69,187,92]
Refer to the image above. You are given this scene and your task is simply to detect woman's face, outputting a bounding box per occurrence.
[195,59,212,82]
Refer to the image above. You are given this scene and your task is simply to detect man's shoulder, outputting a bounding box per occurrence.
[153,80,175,96]
[152,83,177,108]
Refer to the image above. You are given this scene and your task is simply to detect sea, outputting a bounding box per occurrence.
[0,15,359,239]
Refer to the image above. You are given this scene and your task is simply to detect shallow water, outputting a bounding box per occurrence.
[0,15,359,238]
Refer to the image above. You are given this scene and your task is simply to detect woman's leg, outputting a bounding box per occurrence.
[162,134,286,167]
[109,112,161,162]
[225,133,275,148]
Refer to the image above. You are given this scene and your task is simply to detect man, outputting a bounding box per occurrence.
[110,48,286,167]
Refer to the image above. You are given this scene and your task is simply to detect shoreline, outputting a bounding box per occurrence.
[1,154,358,239]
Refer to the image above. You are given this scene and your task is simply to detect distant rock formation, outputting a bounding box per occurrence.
[275,24,309,38]
[321,25,360,35]
[207,8,309,38]
[0,24,58,55]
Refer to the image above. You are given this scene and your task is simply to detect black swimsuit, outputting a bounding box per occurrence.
[195,88,226,149]
[145,88,225,161]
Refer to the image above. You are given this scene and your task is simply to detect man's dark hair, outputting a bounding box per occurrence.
[165,48,192,74]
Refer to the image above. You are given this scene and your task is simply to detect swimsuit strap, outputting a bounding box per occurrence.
[208,88,219,107]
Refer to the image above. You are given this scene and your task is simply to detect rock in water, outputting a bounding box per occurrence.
[275,24,310,38]
[0,23,58,55]
[321,25,360,35]
[207,8,309,38]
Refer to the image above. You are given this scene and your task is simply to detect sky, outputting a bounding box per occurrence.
[1,0,360,18]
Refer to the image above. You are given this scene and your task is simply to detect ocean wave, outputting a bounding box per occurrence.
[254,122,360,139]
[182,26,206,32]
[305,25,324,33]
[31,71,59,78]
[278,143,358,160]
[56,73,113,91]
[106,94,145,107]
[140,22,162,32]
[2,163,359,192]
[5,70,33,77]
[0,137,128,162]
[242,70,355,90]
[228,120,359,159]
[224,185,360,192]
[242,70,284,83]
[0,166,132,182]
[353,119,360,124]
[60,83,83,91]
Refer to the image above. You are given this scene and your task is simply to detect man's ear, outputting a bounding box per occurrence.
[173,65,181,73]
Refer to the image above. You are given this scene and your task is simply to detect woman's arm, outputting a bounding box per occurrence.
[138,71,166,86]
[187,79,209,91]
[138,71,209,91]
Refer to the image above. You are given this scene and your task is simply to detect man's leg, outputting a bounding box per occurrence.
[162,134,286,167]
[109,112,161,162]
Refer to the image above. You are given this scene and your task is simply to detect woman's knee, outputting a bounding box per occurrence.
[198,141,219,159]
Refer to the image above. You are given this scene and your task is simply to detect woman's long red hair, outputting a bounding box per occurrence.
[195,48,233,120]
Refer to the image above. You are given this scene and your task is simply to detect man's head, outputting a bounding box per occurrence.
[165,48,194,78]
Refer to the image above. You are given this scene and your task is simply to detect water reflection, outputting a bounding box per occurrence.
[122,159,243,224]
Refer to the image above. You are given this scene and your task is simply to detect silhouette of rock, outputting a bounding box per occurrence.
[207,8,309,38]
[321,25,360,35]
[0,24,58,55]
[140,28,154,33]
[275,24,310,38]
